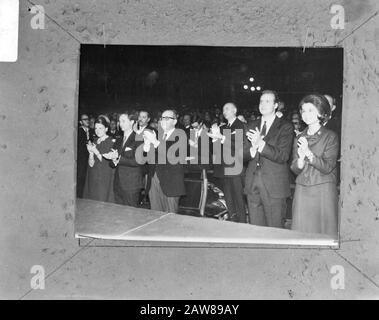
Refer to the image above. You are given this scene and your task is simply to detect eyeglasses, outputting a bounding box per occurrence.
[81,118,89,121]
[160,116,176,121]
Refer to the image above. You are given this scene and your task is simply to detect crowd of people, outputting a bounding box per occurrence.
[77,90,341,237]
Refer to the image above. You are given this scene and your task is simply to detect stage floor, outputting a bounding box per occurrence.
[75,199,338,248]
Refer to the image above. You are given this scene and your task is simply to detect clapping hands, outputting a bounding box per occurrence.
[246,127,264,147]
[297,137,311,159]
[86,142,98,155]
[188,139,198,148]
[143,129,158,145]
[206,124,223,140]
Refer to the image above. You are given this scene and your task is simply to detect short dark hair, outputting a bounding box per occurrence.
[163,109,178,119]
[120,111,137,122]
[109,115,118,123]
[139,110,150,118]
[192,115,203,125]
[299,94,331,125]
[261,90,279,103]
[324,94,336,109]
[95,115,110,129]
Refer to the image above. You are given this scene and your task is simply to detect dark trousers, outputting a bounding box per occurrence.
[114,187,140,207]
[76,164,87,198]
[223,176,246,223]
[149,173,180,213]
[246,170,287,228]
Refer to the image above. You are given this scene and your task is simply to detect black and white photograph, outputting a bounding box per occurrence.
[1,0,378,301]
[75,45,343,246]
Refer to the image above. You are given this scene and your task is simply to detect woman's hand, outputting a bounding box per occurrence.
[86,142,96,154]
[297,137,309,155]
[297,136,314,162]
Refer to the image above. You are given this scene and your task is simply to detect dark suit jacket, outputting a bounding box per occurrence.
[244,116,294,198]
[187,128,213,169]
[146,128,186,197]
[77,127,89,172]
[108,129,123,140]
[290,126,338,186]
[112,131,144,192]
[213,118,246,178]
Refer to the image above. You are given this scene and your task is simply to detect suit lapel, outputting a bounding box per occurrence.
[263,116,280,142]
[120,131,135,153]
[124,131,135,148]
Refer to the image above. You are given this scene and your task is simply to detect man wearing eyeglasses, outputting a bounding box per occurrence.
[77,114,90,198]
[142,110,187,213]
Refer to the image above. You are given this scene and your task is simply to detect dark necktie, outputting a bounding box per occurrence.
[256,121,267,168]
[261,121,267,136]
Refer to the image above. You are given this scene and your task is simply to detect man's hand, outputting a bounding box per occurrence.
[102,148,118,160]
[188,139,198,148]
[207,124,224,141]
[246,127,263,146]
[143,130,158,144]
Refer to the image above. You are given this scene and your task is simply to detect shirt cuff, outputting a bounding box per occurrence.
[257,140,266,153]
[152,140,160,148]
[250,146,258,158]
[143,143,151,153]
[220,135,226,144]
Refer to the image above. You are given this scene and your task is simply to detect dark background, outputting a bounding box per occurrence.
[78,45,343,116]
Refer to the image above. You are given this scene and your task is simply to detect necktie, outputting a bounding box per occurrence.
[162,133,167,141]
[261,121,267,136]
[256,121,267,168]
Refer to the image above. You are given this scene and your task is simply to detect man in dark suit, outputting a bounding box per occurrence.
[77,114,90,198]
[135,110,157,203]
[136,110,153,133]
[208,103,247,223]
[187,117,212,171]
[108,116,122,140]
[142,109,187,213]
[105,112,144,207]
[244,90,294,228]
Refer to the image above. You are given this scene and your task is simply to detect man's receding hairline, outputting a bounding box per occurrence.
[261,92,276,100]
[163,110,176,117]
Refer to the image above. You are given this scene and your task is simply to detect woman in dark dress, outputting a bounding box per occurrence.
[291,94,339,237]
[83,115,115,202]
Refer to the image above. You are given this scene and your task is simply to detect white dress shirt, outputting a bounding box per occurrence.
[250,114,277,157]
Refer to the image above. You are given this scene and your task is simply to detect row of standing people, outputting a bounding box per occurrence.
[77,90,339,237]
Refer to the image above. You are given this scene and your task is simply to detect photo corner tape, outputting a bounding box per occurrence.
[0,0,19,62]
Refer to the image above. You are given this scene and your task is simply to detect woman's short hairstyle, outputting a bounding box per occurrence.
[299,94,331,125]
[95,115,110,129]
